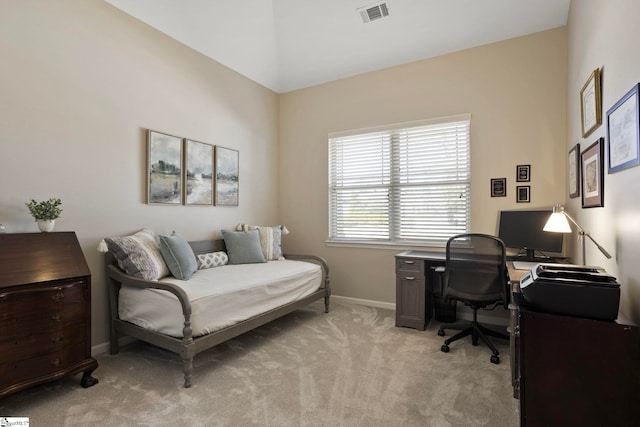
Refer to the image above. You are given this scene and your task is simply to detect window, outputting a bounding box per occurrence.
[328,114,470,247]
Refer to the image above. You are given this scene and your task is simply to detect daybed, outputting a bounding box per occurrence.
[105,236,330,388]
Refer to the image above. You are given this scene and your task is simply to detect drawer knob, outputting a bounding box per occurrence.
[51,293,64,302]
[404,260,415,264]
[405,276,416,281]
[51,358,60,367]
[51,336,63,343]
[51,313,63,321]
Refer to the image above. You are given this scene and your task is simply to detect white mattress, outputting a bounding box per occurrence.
[118,260,322,338]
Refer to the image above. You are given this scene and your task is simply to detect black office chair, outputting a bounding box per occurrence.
[437,233,509,364]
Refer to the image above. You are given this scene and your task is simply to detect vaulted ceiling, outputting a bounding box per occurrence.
[105,0,570,93]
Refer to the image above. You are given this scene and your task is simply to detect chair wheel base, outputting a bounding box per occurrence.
[437,329,445,337]
[490,354,500,364]
[441,344,450,353]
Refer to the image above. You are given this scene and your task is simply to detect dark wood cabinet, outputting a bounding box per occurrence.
[511,304,640,426]
[395,251,445,330]
[0,232,98,397]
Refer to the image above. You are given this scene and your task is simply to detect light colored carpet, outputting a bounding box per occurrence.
[0,302,519,426]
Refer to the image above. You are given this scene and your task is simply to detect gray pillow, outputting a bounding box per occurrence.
[158,232,198,280]
[104,228,169,281]
[221,229,267,264]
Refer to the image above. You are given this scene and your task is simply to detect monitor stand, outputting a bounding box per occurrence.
[511,248,553,263]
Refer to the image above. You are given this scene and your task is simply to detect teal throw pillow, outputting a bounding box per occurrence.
[221,229,267,264]
[158,232,198,280]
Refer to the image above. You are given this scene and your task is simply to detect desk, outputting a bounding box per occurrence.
[508,264,640,426]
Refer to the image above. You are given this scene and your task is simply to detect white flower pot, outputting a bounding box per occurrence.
[37,220,55,232]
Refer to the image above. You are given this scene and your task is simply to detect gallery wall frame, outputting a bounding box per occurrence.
[490,178,507,197]
[568,143,580,199]
[580,68,602,138]
[214,146,239,206]
[516,185,530,203]
[184,139,214,206]
[516,164,530,182]
[606,83,640,174]
[581,138,605,208]
[147,130,183,205]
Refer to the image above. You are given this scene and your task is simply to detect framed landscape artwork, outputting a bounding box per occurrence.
[184,139,213,206]
[581,138,604,208]
[214,146,239,206]
[147,130,182,205]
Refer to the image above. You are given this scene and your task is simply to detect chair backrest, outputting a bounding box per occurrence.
[444,233,508,307]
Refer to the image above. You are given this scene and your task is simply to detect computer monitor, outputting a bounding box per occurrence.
[497,209,563,260]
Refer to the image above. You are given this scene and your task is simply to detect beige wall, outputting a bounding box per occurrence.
[0,1,280,347]
[279,28,568,306]
[567,0,640,323]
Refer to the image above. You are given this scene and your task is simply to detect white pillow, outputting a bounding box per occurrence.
[197,251,229,269]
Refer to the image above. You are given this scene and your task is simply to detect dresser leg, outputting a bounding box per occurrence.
[80,364,99,388]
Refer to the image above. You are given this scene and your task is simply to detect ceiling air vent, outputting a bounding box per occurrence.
[358,2,390,24]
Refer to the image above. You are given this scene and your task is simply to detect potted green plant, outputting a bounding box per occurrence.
[25,198,62,232]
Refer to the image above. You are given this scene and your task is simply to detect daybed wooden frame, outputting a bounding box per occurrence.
[106,239,330,388]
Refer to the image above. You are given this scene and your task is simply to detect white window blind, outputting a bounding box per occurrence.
[328,115,471,247]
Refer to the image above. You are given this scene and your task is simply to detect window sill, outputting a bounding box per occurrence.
[325,240,444,251]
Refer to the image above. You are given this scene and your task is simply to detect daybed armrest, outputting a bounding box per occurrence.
[282,254,330,286]
[105,260,194,342]
[282,254,331,313]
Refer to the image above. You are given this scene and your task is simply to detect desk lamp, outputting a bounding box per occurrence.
[543,205,612,265]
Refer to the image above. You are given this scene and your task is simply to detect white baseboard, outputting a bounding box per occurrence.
[331,295,396,311]
[91,336,136,357]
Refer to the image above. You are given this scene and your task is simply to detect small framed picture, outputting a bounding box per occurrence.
[516,185,530,203]
[516,164,530,182]
[580,68,602,138]
[490,178,507,197]
[568,143,580,198]
[606,83,640,174]
[582,138,604,208]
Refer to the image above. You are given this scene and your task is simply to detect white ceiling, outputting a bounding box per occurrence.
[104,0,570,93]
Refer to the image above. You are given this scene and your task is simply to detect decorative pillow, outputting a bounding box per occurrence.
[235,224,290,260]
[196,251,229,269]
[221,229,267,264]
[104,228,169,281]
[158,232,198,280]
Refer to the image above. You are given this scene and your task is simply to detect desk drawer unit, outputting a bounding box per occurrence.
[395,257,428,330]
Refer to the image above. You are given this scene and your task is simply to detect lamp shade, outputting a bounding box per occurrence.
[543,212,572,233]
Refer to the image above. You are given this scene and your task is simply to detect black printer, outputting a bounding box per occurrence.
[519,263,620,320]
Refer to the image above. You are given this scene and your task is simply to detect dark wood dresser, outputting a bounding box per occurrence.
[509,270,640,426]
[0,232,98,397]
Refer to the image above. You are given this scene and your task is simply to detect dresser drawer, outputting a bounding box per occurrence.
[0,341,87,389]
[0,323,86,363]
[0,280,86,318]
